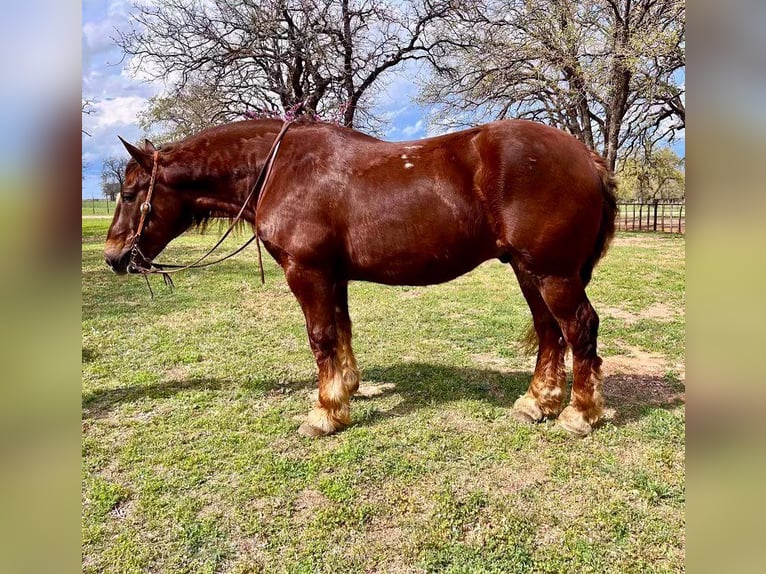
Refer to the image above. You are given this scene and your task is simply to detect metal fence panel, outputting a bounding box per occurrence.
[616,201,685,234]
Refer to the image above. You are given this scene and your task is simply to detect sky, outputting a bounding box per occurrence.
[0,1,77,175]
[81,0,430,200]
[81,0,686,200]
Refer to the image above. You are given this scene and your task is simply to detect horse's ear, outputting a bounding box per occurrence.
[144,138,157,152]
[119,136,153,172]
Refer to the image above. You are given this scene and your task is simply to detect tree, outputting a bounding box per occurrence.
[420,0,685,169]
[118,0,457,136]
[82,98,94,137]
[101,157,129,201]
[618,147,685,201]
[138,83,228,142]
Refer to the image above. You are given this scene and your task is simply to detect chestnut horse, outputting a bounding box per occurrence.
[104,118,617,437]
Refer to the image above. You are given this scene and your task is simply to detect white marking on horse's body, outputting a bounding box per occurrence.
[404,162,414,169]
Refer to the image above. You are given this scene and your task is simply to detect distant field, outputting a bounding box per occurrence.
[82,199,115,216]
[82,219,685,573]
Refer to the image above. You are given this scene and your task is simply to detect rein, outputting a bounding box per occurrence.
[128,121,292,293]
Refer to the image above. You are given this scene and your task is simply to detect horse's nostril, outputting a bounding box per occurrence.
[104,252,130,275]
[104,254,121,271]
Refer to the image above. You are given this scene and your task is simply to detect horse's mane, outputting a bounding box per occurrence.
[190,210,252,236]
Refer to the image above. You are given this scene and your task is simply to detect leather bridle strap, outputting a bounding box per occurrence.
[132,121,291,284]
[129,150,160,257]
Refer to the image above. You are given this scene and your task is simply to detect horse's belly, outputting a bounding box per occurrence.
[347,231,497,286]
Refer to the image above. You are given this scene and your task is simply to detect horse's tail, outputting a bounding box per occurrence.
[580,150,618,286]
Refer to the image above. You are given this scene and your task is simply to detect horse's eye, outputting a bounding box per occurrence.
[121,193,136,203]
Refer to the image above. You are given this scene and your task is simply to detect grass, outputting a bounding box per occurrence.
[83,199,116,216]
[82,218,685,573]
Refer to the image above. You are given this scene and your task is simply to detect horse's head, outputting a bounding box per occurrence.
[104,138,194,274]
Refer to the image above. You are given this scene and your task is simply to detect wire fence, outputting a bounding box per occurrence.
[616,200,685,234]
[82,198,115,216]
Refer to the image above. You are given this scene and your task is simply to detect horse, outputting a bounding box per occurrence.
[104,118,617,438]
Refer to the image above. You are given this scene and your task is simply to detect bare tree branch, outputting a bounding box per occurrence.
[119,0,458,134]
[420,0,685,169]
[100,156,129,200]
[82,99,94,137]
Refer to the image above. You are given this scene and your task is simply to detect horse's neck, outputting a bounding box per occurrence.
[186,130,278,222]
[202,180,256,221]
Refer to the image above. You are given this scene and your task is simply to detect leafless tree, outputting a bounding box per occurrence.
[118,0,457,135]
[82,99,94,137]
[420,0,685,169]
[101,156,129,200]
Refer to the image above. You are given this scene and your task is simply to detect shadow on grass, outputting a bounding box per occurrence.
[359,362,527,414]
[601,373,685,426]
[82,361,684,430]
[82,377,223,420]
[357,364,684,429]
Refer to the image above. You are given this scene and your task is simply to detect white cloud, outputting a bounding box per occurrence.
[90,96,148,130]
[82,0,131,78]
[82,0,165,197]
[83,20,118,56]
[401,120,424,137]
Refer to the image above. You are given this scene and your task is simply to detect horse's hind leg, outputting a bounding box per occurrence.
[537,275,604,437]
[284,263,354,437]
[511,267,567,423]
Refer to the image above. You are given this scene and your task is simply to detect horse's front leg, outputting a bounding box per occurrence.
[334,281,361,397]
[285,262,354,437]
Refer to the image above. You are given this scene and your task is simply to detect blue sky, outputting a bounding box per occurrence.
[81,0,429,199]
[0,1,77,176]
[82,0,685,199]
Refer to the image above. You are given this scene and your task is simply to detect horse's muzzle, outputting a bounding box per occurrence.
[104,249,132,275]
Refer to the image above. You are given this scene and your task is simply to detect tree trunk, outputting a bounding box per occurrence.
[605,3,632,170]
[341,0,356,128]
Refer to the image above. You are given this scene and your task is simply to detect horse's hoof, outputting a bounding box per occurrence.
[512,394,544,424]
[298,422,331,438]
[554,405,593,438]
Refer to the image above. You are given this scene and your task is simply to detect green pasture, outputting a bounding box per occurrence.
[82,218,685,573]
[83,199,116,216]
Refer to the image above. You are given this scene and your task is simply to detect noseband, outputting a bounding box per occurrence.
[127,121,292,292]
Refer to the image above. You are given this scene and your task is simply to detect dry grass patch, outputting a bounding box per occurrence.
[604,344,670,376]
[602,302,680,325]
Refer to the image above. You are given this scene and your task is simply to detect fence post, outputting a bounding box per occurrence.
[617,201,685,234]
[649,201,652,230]
[624,204,628,230]
[678,204,683,233]
[670,204,674,233]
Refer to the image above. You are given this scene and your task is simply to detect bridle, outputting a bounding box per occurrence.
[127,121,292,294]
